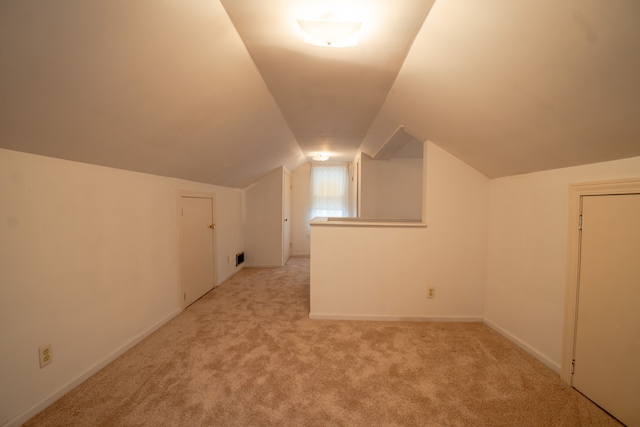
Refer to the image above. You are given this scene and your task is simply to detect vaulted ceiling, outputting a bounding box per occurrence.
[1,0,639,188]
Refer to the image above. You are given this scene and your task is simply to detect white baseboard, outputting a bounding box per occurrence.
[483,318,560,373]
[309,313,483,322]
[218,265,243,285]
[244,264,282,268]
[4,308,181,427]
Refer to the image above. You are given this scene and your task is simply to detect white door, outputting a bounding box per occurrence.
[573,194,640,426]
[180,196,216,308]
[283,172,291,264]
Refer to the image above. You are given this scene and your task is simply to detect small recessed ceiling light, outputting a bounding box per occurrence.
[312,153,330,161]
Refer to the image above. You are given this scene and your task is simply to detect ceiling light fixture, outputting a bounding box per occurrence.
[312,153,330,161]
[297,13,362,47]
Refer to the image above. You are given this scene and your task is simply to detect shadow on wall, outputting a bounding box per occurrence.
[359,127,423,220]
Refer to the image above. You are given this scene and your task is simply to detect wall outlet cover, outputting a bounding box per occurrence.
[39,343,52,368]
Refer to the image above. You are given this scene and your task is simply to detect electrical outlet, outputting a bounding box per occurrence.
[427,287,436,299]
[39,343,52,368]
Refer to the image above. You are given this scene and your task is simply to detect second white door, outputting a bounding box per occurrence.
[573,194,640,427]
[180,195,216,308]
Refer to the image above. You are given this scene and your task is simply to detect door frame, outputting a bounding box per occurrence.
[561,177,640,383]
[177,190,217,309]
[282,169,291,264]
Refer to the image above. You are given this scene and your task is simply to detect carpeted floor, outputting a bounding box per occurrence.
[25,256,620,426]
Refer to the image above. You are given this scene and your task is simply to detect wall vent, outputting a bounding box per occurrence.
[235,252,245,267]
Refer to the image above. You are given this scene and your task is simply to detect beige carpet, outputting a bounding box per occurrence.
[25,256,620,426]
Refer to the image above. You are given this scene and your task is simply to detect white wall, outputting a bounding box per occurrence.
[423,142,489,314]
[0,148,243,426]
[484,155,640,372]
[213,187,245,283]
[360,154,423,219]
[243,167,283,267]
[310,142,490,319]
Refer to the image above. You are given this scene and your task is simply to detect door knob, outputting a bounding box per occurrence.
[209,224,215,229]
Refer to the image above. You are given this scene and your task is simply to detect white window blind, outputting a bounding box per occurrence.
[310,164,350,218]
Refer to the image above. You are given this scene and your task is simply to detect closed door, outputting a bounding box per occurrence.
[180,196,216,307]
[573,194,640,426]
[283,172,291,263]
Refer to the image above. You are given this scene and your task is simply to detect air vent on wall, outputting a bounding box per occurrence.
[236,252,245,267]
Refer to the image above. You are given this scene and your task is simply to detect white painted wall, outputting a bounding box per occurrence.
[310,142,490,319]
[213,188,245,283]
[360,154,423,219]
[243,167,284,267]
[291,163,312,256]
[0,148,243,426]
[484,155,640,372]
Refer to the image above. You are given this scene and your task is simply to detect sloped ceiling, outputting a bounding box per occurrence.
[220,0,434,164]
[1,0,639,188]
[0,0,305,188]
[363,0,640,176]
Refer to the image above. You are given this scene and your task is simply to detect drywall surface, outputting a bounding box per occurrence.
[360,154,423,219]
[310,142,489,319]
[0,148,243,426]
[213,186,245,283]
[484,155,640,372]
[243,167,283,267]
[291,163,312,256]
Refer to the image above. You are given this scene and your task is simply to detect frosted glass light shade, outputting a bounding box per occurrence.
[297,17,362,47]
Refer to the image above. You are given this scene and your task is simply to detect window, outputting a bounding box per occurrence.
[310,164,350,218]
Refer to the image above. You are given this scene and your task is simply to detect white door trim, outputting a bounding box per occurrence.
[561,177,640,383]
[177,190,217,310]
[283,169,291,265]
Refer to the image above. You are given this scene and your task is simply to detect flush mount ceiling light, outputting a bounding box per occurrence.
[297,13,362,47]
[312,153,330,161]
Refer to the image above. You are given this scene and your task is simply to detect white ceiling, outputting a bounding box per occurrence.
[1,0,639,188]
[363,0,640,177]
[0,0,304,188]
[220,0,435,164]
